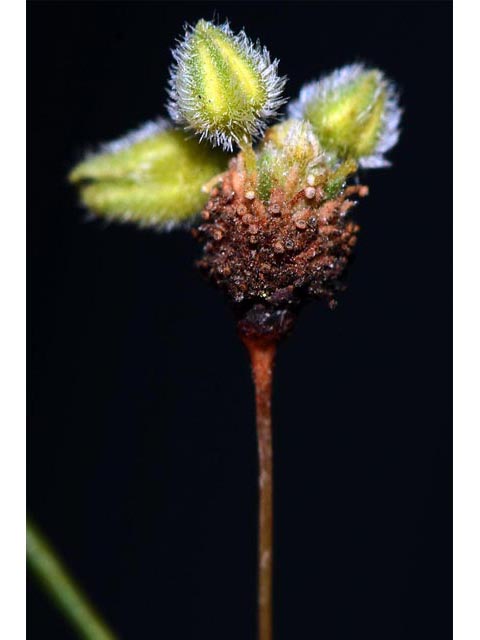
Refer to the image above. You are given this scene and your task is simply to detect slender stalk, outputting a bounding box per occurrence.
[243,337,277,640]
[239,138,257,181]
[27,519,117,640]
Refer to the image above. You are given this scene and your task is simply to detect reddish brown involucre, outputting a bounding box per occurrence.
[193,156,368,341]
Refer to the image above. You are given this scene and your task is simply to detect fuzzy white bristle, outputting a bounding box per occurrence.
[99,118,172,155]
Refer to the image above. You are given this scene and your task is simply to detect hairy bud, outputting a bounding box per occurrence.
[256,119,331,201]
[288,64,401,167]
[167,20,286,151]
[69,120,228,228]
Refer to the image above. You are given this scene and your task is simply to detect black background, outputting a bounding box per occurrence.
[28,2,452,638]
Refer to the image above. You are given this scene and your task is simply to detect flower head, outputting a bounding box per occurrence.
[167,19,286,151]
[288,64,401,167]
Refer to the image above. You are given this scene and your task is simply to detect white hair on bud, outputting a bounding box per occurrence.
[99,117,172,155]
[288,63,402,168]
[288,64,366,120]
[167,20,287,151]
[280,118,335,173]
[358,85,402,168]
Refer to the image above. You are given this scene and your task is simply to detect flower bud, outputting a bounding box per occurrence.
[69,119,228,228]
[256,119,328,200]
[288,64,401,167]
[256,119,359,202]
[167,20,286,151]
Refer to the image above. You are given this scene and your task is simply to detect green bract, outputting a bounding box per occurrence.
[69,120,228,228]
[167,20,286,151]
[288,64,401,167]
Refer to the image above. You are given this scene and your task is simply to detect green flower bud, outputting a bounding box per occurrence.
[167,20,286,151]
[69,120,228,228]
[255,119,359,202]
[256,119,329,200]
[288,64,401,167]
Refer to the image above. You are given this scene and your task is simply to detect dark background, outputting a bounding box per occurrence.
[28,2,452,638]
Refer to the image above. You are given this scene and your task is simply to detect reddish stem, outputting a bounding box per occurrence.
[243,336,277,640]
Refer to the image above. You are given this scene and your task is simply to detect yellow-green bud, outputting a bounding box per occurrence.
[256,119,329,200]
[288,64,401,167]
[167,20,286,151]
[69,120,228,228]
[256,119,359,202]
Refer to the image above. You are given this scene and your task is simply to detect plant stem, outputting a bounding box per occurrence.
[239,138,257,182]
[243,337,277,640]
[27,519,117,640]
